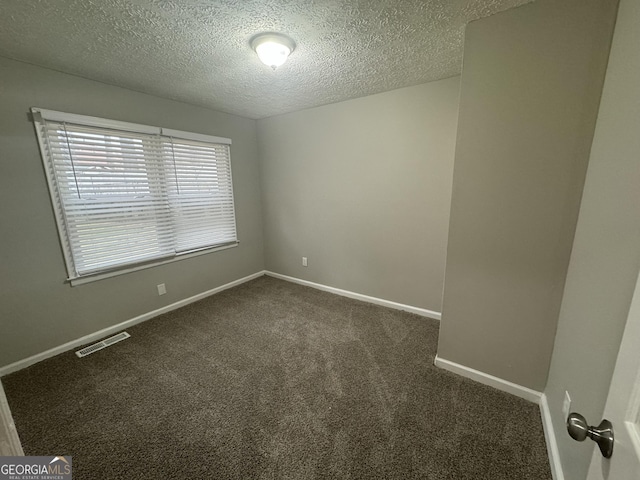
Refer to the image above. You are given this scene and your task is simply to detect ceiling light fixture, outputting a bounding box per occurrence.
[251,33,295,70]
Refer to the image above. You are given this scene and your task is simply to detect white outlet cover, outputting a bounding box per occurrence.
[157,283,166,295]
[302,257,308,267]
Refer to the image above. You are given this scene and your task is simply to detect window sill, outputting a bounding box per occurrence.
[68,242,238,286]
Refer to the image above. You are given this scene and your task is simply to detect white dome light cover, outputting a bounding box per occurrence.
[251,33,296,69]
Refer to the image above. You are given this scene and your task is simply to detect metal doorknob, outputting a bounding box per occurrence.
[566,412,614,458]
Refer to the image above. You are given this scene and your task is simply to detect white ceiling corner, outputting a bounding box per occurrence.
[0,0,532,119]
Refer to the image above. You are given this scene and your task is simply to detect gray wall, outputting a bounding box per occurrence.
[257,79,460,312]
[545,0,640,477]
[437,0,617,391]
[0,57,264,368]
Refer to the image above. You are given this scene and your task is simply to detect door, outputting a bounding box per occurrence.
[586,270,640,479]
[583,0,640,476]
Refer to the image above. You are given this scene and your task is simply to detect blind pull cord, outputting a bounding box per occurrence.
[62,122,81,199]
[170,138,180,195]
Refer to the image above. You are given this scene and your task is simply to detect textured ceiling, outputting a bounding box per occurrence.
[0,0,531,119]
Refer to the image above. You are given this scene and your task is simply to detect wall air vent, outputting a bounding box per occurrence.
[75,332,131,358]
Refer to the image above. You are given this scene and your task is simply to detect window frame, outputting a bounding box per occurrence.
[31,107,238,286]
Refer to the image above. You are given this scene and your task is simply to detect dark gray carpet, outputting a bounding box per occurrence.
[2,276,551,479]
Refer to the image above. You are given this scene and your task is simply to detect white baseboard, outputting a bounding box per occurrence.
[0,381,23,456]
[264,271,441,320]
[540,394,565,480]
[0,271,266,377]
[433,355,542,403]
[433,356,562,478]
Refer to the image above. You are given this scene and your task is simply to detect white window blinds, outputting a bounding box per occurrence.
[32,108,237,281]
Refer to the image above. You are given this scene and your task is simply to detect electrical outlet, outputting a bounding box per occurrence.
[302,256,308,267]
[157,283,166,296]
[562,391,571,420]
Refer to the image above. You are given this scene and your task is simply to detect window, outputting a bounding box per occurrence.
[32,108,237,284]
